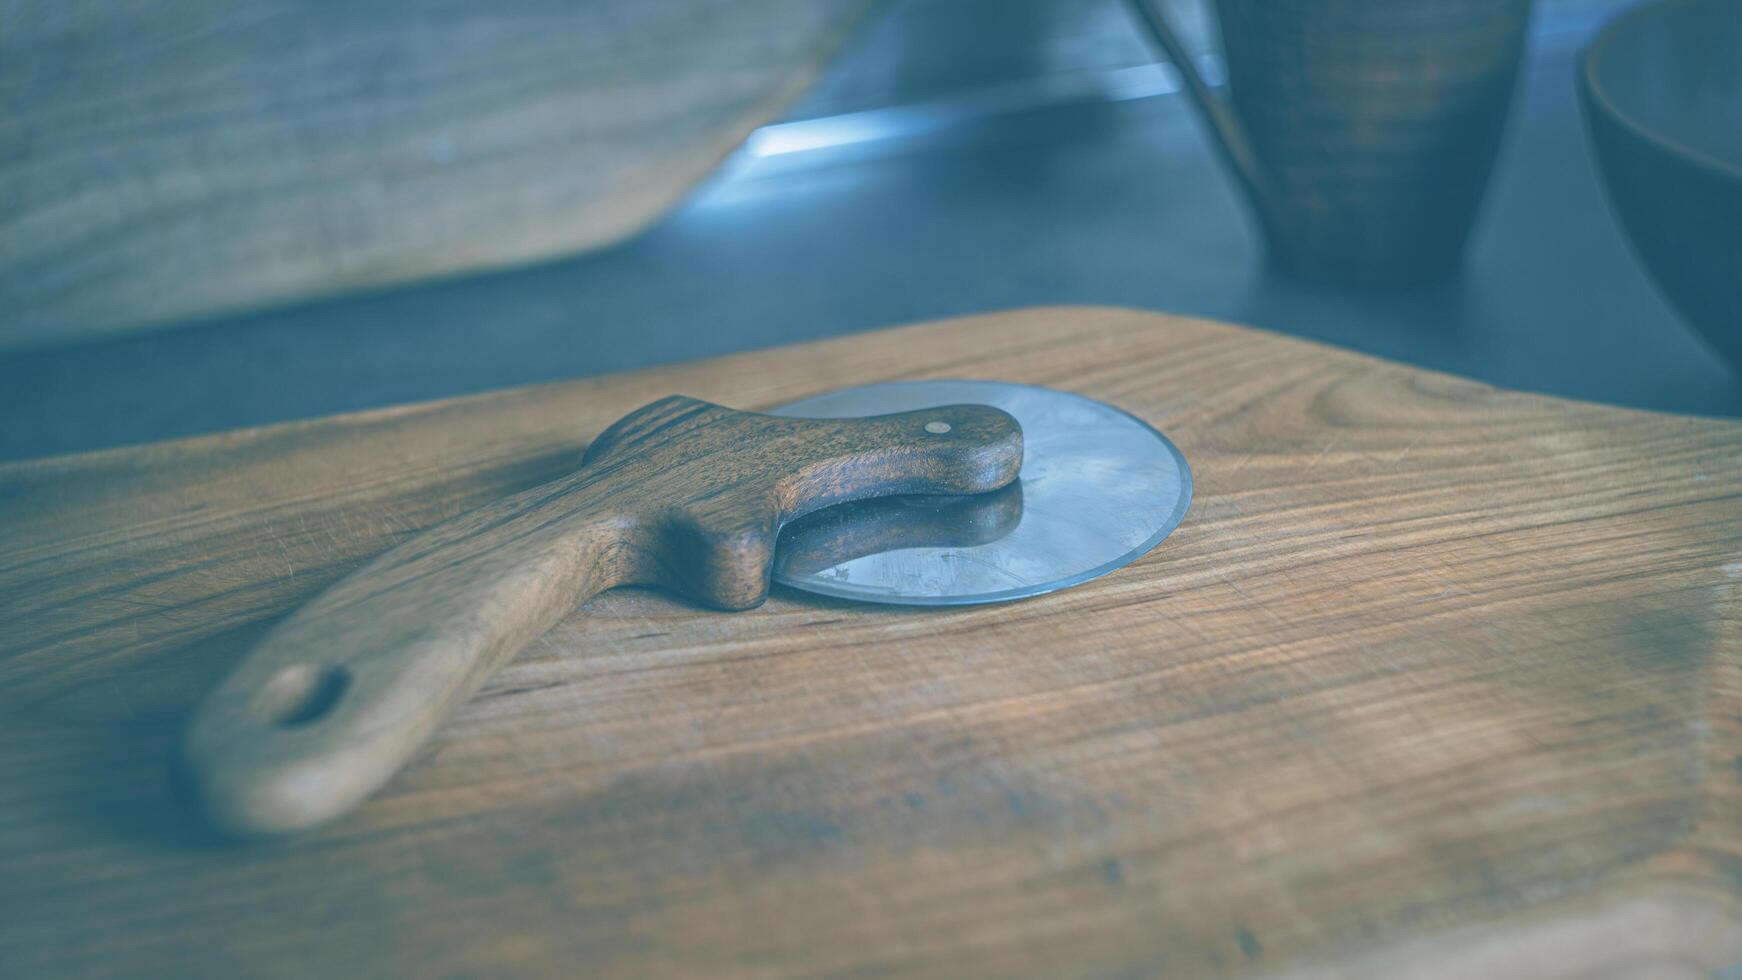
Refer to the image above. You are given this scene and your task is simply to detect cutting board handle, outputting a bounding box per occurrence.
[180,395,1022,836]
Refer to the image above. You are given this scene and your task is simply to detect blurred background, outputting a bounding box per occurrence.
[3,0,1738,462]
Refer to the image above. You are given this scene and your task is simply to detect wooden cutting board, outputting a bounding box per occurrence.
[3,307,1740,979]
[0,0,876,347]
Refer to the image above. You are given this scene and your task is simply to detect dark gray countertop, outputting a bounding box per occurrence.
[3,0,1737,462]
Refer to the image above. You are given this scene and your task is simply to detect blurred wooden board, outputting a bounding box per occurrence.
[2,306,1741,978]
[0,0,877,348]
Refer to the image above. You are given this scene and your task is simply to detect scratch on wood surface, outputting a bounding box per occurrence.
[1227,449,1258,478]
[1391,435,1425,468]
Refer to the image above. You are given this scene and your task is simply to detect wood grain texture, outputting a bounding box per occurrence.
[0,0,877,348]
[1,306,1740,978]
[182,396,1020,835]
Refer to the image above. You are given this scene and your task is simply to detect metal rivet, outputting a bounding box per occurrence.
[924,421,952,434]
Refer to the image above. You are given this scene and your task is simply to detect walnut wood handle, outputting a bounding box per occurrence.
[775,481,1024,577]
[180,396,1022,836]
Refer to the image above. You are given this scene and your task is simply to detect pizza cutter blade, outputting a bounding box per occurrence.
[771,380,1192,606]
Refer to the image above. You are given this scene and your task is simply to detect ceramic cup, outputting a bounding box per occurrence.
[1131,0,1535,286]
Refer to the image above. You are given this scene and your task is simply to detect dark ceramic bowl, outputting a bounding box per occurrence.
[1579,0,1742,370]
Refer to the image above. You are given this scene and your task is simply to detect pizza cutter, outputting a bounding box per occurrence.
[181,380,1191,836]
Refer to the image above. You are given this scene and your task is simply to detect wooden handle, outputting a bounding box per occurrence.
[180,396,1021,835]
[776,481,1024,576]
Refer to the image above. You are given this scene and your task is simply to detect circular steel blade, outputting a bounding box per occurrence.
[770,380,1191,606]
